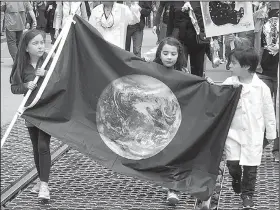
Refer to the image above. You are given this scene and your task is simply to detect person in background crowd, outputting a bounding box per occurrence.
[89,1,140,49]
[26,2,36,31]
[223,47,276,209]
[252,1,269,67]
[45,1,57,44]
[152,1,171,44]
[88,1,101,10]
[125,1,152,57]
[10,29,53,201]
[167,1,210,77]
[258,2,279,161]
[54,1,88,39]
[1,2,37,62]
[34,1,47,32]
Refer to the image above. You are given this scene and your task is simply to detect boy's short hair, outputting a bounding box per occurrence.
[229,47,259,73]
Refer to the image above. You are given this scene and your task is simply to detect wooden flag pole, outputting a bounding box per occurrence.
[1,2,82,148]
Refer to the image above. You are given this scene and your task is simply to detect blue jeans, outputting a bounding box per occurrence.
[6,29,23,61]
[125,27,144,57]
[258,74,279,152]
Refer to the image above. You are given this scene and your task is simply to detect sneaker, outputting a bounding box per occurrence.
[38,182,50,200]
[31,180,41,194]
[167,190,179,205]
[232,178,241,194]
[242,195,256,209]
[273,151,279,162]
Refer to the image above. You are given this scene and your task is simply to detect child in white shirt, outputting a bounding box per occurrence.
[223,47,276,209]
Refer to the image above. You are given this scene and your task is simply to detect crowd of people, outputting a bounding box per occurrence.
[1,1,279,210]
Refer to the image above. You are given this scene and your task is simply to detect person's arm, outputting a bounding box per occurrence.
[263,85,277,141]
[24,2,37,28]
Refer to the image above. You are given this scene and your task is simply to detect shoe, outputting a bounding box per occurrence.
[38,182,50,200]
[167,190,179,205]
[31,180,41,194]
[273,151,279,162]
[232,178,241,194]
[242,195,256,209]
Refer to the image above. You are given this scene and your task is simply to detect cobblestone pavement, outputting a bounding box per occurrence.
[219,145,279,210]
[2,119,198,209]
[1,118,63,193]
[2,117,279,209]
[5,149,198,210]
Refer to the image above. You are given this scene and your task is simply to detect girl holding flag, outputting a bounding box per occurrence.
[147,37,213,205]
[10,29,52,201]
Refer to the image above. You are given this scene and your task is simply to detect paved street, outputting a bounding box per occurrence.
[1,28,279,210]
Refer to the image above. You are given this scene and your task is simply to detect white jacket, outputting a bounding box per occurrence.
[223,74,276,166]
[55,1,88,30]
[88,2,140,49]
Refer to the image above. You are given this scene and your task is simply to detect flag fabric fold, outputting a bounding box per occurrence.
[22,15,241,201]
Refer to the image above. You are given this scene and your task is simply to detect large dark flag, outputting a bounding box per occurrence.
[22,15,241,201]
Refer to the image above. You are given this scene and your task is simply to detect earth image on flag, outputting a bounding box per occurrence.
[96,75,182,160]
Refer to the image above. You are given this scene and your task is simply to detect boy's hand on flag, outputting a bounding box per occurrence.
[24,81,37,90]
[35,68,47,77]
[267,45,279,56]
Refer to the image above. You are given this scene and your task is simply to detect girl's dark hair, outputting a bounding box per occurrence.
[229,47,259,73]
[10,29,46,84]
[153,37,187,71]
